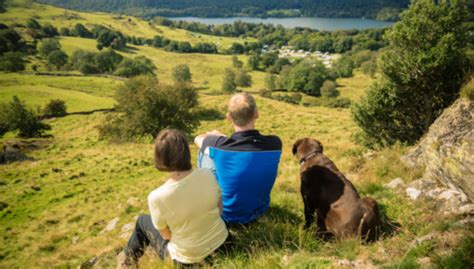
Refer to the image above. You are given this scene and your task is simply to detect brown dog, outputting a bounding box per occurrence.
[292,138,381,242]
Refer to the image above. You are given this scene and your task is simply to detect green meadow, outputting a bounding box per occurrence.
[0,0,472,268]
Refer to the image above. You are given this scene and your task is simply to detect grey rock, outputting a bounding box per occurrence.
[72,236,79,245]
[402,98,473,202]
[99,217,119,234]
[459,204,474,215]
[386,178,404,189]
[406,187,421,200]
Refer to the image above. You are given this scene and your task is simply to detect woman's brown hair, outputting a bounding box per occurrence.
[154,129,192,172]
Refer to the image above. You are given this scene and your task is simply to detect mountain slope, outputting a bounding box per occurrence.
[38,0,409,20]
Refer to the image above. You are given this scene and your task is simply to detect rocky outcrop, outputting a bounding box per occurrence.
[402,98,473,202]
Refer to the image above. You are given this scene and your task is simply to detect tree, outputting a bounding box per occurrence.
[98,76,199,140]
[97,30,126,50]
[38,38,60,57]
[59,27,71,36]
[41,24,59,38]
[320,80,339,98]
[47,50,68,70]
[26,18,41,30]
[353,0,471,147]
[282,60,329,96]
[261,52,278,69]
[222,68,237,93]
[265,74,277,91]
[94,49,123,73]
[0,96,50,138]
[177,41,192,52]
[114,56,156,78]
[247,52,260,70]
[232,55,243,68]
[172,64,192,83]
[333,55,354,78]
[0,52,25,72]
[43,99,67,117]
[72,23,93,38]
[235,68,252,87]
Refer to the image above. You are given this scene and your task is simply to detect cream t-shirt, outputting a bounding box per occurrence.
[148,169,228,264]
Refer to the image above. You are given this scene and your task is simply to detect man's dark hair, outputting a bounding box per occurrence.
[154,129,192,172]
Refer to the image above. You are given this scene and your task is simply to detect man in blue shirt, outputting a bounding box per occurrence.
[195,93,282,224]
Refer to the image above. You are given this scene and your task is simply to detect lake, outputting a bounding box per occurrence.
[169,17,394,30]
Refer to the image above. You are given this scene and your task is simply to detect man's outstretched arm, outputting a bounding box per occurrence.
[194,130,226,149]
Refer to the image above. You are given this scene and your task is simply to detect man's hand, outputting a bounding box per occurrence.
[194,130,226,149]
[206,130,226,137]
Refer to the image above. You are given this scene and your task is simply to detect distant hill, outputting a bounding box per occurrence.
[37,0,409,20]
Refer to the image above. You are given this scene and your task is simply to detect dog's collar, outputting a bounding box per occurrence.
[299,150,318,165]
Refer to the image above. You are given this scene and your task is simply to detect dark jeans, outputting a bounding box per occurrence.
[125,215,232,267]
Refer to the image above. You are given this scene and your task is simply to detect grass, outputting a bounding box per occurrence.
[0,0,253,50]
[0,0,472,268]
[58,36,267,92]
[0,73,117,112]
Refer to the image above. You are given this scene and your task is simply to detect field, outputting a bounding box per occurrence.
[1,0,473,268]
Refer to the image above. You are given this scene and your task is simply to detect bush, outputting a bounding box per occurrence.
[0,52,26,72]
[320,80,339,98]
[114,56,156,78]
[172,64,192,83]
[333,55,354,78]
[0,96,50,138]
[43,99,67,117]
[265,74,277,91]
[353,0,471,148]
[235,68,252,88]
[221,68,237,93]
[37,38,61,57]
[282,60,329,96]
[460,78,474,101]
[98,76,199,141]
[47,50,68,70]
[94,49,123,73]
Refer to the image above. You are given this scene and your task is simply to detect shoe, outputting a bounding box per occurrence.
[116,250,138,269]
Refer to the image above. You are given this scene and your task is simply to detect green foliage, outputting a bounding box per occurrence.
[98,76,199,140]
[320,80,339,98]
[265,73,277,91]
[172,64,192,84]
[47,50,68,70]
[232,55,243,68]
[333,55,354,78]
[433,236,474,269]
[460,78,474,101]
[59,27,71,36]
[281,60,329,96]
[0,52,25,72]
[114,56,156,78]
[43,99,67,117]
[26,18,41,30]
[0,96,50,138]
[247,52,260,70]
[71,23,93,38]
[37,38,61,58]
[96,29,126,50]
[93,49,123,73]
[234,68,252,87]
[0,28,25,54]
[221,68,237,93]
[353,0,471,148]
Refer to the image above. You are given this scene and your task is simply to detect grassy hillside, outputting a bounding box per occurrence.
[1,0,253,49]
[0,1,472,268]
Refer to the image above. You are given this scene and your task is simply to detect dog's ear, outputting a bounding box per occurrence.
[292,139,303,156]
[315,140,324,153]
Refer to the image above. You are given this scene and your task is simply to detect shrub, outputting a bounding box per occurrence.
[353,0,471,148]
[98,76,199,141]
[47,50,68,70]
[265,74,277,91]
[0,52,26,72]
[320,80,339,98]
[43,99,67,117]
[0,96,50,138]
[94,49,123,73]
[114,56,156,78]
[172,64,192,83]
[221,68,237,93]
[333,55,354,78]
[235,68,252,88]
[37,38,60,57]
